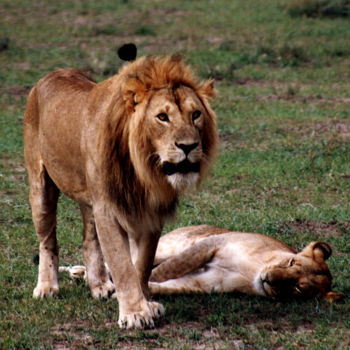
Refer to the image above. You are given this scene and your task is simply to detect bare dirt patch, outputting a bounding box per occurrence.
[51,321,94,349]
[289,119,350,140]
[234,79,350,105]
[256,94,350,104]
[1,85,32,97]
[311,120,350,138]
[284,220,350,238]
[152,8,189,17]
[51,320,227,349]
[235,77,268,86]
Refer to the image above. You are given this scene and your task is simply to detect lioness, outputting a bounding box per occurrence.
[149,225,343,301]
[24,56,218,329]
[60,225,344,301]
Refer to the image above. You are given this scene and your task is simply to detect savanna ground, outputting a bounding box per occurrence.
[1,0,350,348]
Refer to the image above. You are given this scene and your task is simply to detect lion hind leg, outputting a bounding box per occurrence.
[80,204,115,298]
[150,238,217,283]
[29,162,60,298]
[24,88,60,298]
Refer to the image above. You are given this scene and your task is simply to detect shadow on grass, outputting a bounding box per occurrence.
[157,291,348,330]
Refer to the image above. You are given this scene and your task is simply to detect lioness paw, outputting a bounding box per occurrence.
[90,280,115,299]
[33,283,59,299]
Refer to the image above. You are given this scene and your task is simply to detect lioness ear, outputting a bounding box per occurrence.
[198,79,216,101]
[300,241,332,262]
[122,78,146,112]
[324,291,345,303]
[313,241,332,261]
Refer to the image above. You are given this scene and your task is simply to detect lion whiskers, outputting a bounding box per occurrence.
[159,149,186,164]
[187,148,202,163]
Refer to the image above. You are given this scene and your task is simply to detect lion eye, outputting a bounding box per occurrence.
[192,110,201,121]
[157,113,169,122]
[289,258,295,267]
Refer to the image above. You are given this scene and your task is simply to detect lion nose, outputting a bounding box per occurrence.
[175,142,199,156]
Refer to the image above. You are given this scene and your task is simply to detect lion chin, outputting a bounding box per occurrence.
[162,160,200,190]
[166,172,200,191]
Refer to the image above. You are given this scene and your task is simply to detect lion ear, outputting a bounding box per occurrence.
[300,241,332,262]
[198,79,216,101]
[122,78,146,112]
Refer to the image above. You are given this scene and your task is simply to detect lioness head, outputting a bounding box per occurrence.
[121,56,218,192]
[261,242,343,300]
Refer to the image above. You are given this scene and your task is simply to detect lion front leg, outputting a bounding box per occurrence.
[130,231,165,319]
[93,205,158,329]
[80,204,115,299]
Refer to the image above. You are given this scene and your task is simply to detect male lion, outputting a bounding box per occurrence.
[60,225,344,302]
[23,56,218,329]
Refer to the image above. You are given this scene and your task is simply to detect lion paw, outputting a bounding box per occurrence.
[148,301,165,319]
[118,310,155,329]
[90,280,115,299]
[117,301,164,329]
[33,282,59,299]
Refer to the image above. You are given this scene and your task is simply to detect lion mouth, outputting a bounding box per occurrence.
[260,273,274,297]
[261,279,271,297]
[162,160,200,176]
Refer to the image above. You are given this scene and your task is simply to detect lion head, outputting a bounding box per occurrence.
[260,241,343,300]
[100,55,218,214]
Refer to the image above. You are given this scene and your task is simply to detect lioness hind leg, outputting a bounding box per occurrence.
[80,204,115,298]
[29,163,60,298]
[150,239,217,282]
[149,274,208,295]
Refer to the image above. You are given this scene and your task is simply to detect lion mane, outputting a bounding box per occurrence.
[97,55,218,217]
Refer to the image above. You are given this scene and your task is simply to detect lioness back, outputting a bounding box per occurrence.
[154,224,294,264]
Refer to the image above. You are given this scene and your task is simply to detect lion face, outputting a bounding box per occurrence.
[150,87,205,190]
[260,242,334,299]
[130,84,217,192]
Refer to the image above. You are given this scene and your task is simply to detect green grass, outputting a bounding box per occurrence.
[1,0,350,348]
[284,0,350,18]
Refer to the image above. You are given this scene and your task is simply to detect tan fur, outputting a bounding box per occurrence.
[23,57,218,329]
[149,225,344,301]
[61,225,344,302]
